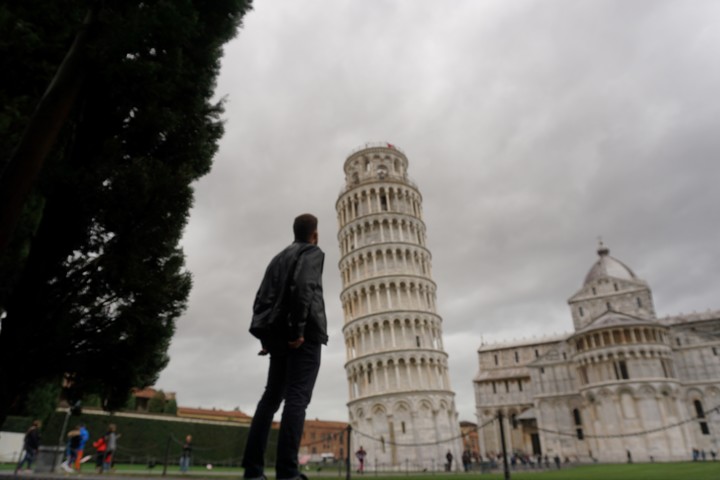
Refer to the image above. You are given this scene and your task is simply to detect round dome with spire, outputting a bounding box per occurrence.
[583,241,637,285]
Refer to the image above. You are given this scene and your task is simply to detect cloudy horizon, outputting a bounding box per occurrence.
[156,0,720,423]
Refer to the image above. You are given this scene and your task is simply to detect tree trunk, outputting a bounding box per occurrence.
[0,5,99,254]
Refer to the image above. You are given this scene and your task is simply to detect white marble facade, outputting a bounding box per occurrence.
[474,244,720,463]
[337,143,463,471]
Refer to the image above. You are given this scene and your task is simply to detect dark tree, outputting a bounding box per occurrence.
[0,0,253,428]
[148,390,167,414]
[163,398,178,415]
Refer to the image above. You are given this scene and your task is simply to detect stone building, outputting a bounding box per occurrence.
[337,143,463,471]
[299,419,349,462]
[474,243,720,462]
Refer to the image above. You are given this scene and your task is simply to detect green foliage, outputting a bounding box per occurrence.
[147,390,166,413]
[40,411,272,466]
[22,380,61,426]
[0,0,253,427]
[124,395,137,411]
[2,415,34,433]
[164,398,178,415]
[83,394,103,408]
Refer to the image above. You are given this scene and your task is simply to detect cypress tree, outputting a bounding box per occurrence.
[0,0,254,428]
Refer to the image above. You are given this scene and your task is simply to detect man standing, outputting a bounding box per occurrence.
[242,214,328,480]
[180,435,192,473]
[355,446,367,473]
[14,420,41,474]
[461,450,471,472]
[446,450,453,471]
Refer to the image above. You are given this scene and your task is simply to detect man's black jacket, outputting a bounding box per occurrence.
[250,241,328,347]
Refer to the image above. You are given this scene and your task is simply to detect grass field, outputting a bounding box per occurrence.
[345,463,718,480]
[2,462,718,479]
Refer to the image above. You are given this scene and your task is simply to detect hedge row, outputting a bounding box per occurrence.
[6,412,276,466]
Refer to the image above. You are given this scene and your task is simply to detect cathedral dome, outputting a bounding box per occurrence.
[583,243,637,285]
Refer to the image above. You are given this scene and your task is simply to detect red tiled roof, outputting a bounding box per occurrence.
[177,407,251,419]
[132,388,176,400]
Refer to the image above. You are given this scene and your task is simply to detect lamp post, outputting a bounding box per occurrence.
[497,411,510,480]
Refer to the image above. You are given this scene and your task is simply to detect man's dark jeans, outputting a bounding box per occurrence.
[242,341,322,480]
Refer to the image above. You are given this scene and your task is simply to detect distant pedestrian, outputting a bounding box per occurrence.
[14,420,41,474]
[701,450,706,461]
[75,424,90,470]
[445,450,453,471]
[462,450,471,472]
[710,450,716,461]
[553,454,561,469]
[356,446,367,473]
[93,435,107,473]
[61,425,82,472]
[626,450,632,464]
[102,424,120,472]
[544,455,549,468]
[180,435,193,473]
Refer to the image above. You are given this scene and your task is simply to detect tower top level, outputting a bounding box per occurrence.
[343,142,409,187]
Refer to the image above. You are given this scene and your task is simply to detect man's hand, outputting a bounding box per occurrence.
[258,348,268,356]
[288,337,305,349]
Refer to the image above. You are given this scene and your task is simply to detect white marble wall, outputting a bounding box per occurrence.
[339,145,463,470]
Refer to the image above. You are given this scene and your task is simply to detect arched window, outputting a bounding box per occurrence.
[614,360,629,380]
[573,408,584,440]
[694,400,710,435]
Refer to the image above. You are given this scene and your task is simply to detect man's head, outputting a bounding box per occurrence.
[293,213,318,244]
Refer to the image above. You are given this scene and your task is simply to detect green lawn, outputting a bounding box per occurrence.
[344,462,716,480]
[370,463,719,480]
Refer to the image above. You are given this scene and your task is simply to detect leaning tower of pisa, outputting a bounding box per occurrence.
[336,143,463,471]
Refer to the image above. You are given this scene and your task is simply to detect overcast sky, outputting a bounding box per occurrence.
[156,0,720,423]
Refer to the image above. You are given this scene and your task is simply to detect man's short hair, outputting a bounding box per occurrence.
[294,214,318,242]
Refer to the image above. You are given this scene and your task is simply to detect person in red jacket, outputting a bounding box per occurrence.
[93,436,107,473]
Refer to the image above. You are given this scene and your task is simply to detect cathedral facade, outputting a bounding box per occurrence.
[337,143,463,471]
[474,244,720,463]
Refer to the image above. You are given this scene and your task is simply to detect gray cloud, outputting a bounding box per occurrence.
[157,0,720,422]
